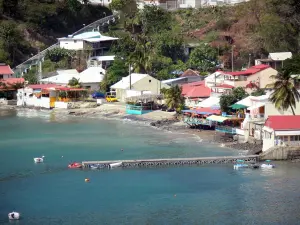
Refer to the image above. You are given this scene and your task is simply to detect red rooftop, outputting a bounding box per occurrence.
[265,116,300,131]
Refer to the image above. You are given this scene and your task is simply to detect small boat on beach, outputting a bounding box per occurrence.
[8,212,20,220]
[68,162,82,169]
[261,160,275,168]
[233,160,249,169]
[34,156,44,163]
[109,162,122,169]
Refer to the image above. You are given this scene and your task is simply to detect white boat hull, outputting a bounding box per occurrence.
[109,162,122,168]
[234,164,249,169]
[261,164,275,168]
[34,158,43,163]
[8,212,20,220]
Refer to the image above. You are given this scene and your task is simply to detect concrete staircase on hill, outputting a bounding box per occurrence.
[13,14,119,78]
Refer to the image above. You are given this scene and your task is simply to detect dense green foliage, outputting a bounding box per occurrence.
[219,87,248,113]
[162,85,185,112]
[0,0,110,66]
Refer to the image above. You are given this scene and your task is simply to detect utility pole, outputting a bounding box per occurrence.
[231,45,234,72]
[248,53,251,68]
[38,48,42,84]
[129,63,131,90]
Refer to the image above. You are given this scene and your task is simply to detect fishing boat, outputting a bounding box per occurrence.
[34,156,44,163]
[233,159,249,169]
[109,162,122,169]
[261,160,275,168]
[68,162,82,169]
[8,212,20,220]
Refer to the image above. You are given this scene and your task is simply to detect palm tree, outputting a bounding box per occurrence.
[164,85,185,113]
[267,71,300,115]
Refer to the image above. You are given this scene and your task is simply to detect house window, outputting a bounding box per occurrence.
[74,40,77,43]
[0,75,3,79]
[295,136,300,141]
[290,136,295,141]
[284,136,288,142]
[149,80,151,83]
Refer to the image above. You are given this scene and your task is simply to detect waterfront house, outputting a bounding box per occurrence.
[255,52,292,70]
[0,78,25,104]
[17,84,86,109]
[181,81,211,108]
[262,115,300,151]
[110,73,169,102]
[221,65,277,93]
[264,101,300,118]
[40,67,105,90]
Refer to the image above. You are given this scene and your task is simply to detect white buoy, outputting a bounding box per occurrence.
[8,212,20,220]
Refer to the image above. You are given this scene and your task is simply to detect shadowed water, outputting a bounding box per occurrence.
[0,109,299,224]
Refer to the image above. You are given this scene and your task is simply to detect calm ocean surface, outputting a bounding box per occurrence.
[0,109,300,225]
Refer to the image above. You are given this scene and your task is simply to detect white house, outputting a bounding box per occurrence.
[41,67,105,90]
[262,115,300,151]
[0,64,14,79]
[255,52,292,70]
[110,73,169,102]
[58,31,118,56]
[88,55,115,69]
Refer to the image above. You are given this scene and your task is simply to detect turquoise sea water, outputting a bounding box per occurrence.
[1,109,300,224]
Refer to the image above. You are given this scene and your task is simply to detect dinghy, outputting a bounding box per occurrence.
[8,212,20,220]
[233,159,249,169]
[34,156,44,163]
[68,162,82,169]
[261,160,275,168]
[109,162,122,169]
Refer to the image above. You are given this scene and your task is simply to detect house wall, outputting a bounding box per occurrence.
[0,74,13,79]
[262,130,275,151]
[264,101,300,119]
[81,83,99,91]
[59,40,84,50]
[205,73,225,88]
[132,75,169,95]
[224,68,277,91]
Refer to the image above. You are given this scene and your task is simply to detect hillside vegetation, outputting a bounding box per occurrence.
[0,0,110,67]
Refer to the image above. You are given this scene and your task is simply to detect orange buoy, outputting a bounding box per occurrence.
[85,178,90,182]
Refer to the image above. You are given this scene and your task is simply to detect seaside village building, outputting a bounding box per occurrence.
[255,52,292,70]
[17,84,87,109]
[0,64,25,104]
[58,31,118,70]
[262,116,300,151]
[110,73,170,102]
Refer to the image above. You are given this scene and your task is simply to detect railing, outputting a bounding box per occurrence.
[13,14,119,77]
[183,117,212,126]
[215,125,237,134]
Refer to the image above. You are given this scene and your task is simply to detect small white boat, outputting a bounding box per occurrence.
[109,162,122,168]
[34,156,45,163]
[233,159,248,169]
[8,212,20,220]
[261,160,275,169]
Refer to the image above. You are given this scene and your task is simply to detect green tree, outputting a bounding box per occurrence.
[219,87,248,112]
[68,77,81,88]
[251,88,265,96]
[267,71,300,115]
[282,54,300,74]
[164,85,185,112]
[46,48,72,63]
[187,44,218,72]
[100,58,128,92]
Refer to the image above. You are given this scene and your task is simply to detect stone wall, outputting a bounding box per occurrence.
[260,146,300,160]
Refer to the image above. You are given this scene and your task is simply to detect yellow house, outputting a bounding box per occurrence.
[110,73,170,102]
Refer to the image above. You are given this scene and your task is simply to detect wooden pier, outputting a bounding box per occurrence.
[82,155,259,169]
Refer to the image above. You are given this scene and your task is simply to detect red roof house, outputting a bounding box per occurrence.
[0,64,14,79]
[181,81,211,98]
[265,116,300,131]
[0,78,24,90]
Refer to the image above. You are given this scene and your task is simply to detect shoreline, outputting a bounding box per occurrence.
[0,104,262,153]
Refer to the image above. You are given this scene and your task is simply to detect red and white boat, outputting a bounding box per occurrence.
[68,162,82,169]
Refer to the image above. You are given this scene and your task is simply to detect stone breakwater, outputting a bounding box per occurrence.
[82,155,259,169]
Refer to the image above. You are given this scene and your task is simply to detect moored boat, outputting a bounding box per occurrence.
[233,159,249,169]
[261,160,275,168]
[109,162,122,168]
[8,212,20,220]
[34,156,44,163]
[68,162,82,168]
